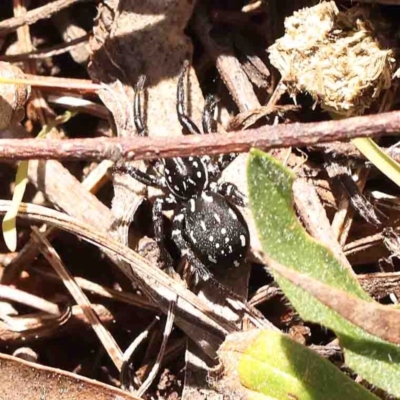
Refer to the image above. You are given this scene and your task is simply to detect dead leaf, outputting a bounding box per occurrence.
[0,352,141,399]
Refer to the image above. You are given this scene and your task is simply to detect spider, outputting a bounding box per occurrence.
[116,62,250,284]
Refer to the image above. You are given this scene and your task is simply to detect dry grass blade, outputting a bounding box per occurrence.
[0,0,91,35]
[0,308,70,334]
[31,227,124,371]
[0,284,60,315]
[121,316,161,391]
[30,267,157,312]
[0,74,101,93]
[0,200,269,357]
[137,301,176,397]
[0,34,90,63]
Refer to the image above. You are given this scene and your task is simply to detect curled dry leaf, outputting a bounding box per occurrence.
[0,62,30,130]
[0,352,142,400]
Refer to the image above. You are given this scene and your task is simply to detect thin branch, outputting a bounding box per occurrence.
[11,74,102,93]
[0,284,60,315]
[0,34,90,62]
[1,111,400,161]
[137,301,175,397]
[0,0,91,35]
[337,0,400,4]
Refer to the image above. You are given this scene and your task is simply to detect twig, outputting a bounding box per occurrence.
[11,74,102,93]
[337,0,400,4]
[0,304,124,343]
[30,267,157,312]
[0,0,91,35]
[137,301,176,397]
[121,316,161,391]
[1,111,400,161]
[0,34,90,62]
[0,284,60,315]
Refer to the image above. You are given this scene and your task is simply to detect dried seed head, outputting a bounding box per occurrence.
[0,62,30,130]
[268,2,396,116]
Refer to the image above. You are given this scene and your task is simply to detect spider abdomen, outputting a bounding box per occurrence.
[183,191,249,269]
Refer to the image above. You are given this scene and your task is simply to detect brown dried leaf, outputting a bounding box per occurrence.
[0,352,141,400]
[0,62,30,130]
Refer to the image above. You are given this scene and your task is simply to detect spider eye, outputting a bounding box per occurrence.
[164,157,208,199]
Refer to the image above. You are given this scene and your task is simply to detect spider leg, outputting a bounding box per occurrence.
[153,196,178,275]
[134,75,148,137]
[177,61,202,135]
[217,153,239,171]
[171,208,213,282]
[214,182,248,207]
[114,163,167,188]
[202,94,218,134]
[202,93,238,171]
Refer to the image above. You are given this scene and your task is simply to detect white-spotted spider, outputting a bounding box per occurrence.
[116,62,250,284]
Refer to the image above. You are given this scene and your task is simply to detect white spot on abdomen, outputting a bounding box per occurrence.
[228,208,238,220]
[213,213,221,223]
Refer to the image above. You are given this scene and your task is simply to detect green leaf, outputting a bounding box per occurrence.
[2,161,29,251]
[352,137,400,188]
[238,330,378,400]
[247,148,400,396]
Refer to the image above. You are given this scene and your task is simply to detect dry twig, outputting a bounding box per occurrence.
[0,111,400,161]
[0,0,91,35]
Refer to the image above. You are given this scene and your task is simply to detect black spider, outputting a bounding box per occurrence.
[116,62,250,283]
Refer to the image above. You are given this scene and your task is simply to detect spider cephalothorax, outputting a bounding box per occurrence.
[116,62,250,282]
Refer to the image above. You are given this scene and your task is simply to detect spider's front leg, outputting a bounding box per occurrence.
[171,208,213,283]
[177,61,202,136]
[114,163,167,188]
[134,75,148,137]
[113,74,166,186]
[202,94,218,134]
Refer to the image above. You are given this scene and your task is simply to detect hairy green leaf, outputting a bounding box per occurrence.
[247,148,400,396]
[238,330,378,400]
